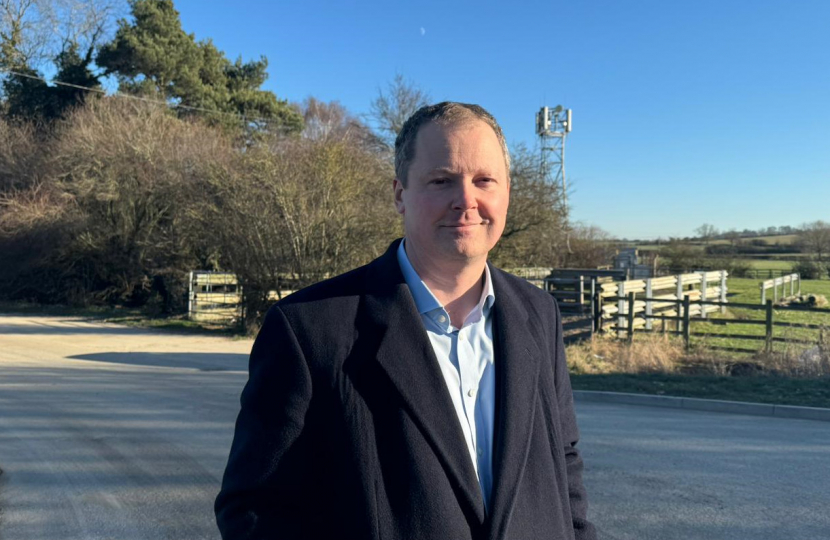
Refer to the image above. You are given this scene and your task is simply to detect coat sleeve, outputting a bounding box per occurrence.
[214,305,313,539]
[550,298,598,540]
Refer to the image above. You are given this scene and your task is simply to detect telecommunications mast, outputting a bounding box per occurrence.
[535,105,572,208]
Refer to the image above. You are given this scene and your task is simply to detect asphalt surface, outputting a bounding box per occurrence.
[0,314,828,539]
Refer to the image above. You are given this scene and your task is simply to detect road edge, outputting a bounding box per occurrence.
[573,390,830,422]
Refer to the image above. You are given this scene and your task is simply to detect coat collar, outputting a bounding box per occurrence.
[360,240,543,536]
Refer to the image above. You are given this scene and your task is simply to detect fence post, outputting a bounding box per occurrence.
[592,282,602,334]
[682,296,691,350]
[188,271,194,319]
[765,299,774,354]
[720,270,728,314]
[645,278,653,330]
[760,283,766,305]
[699,271,708,319]
[617,281,626,339]
[627,292,635,344]
[578,276,585,308]
[676,275,683,333]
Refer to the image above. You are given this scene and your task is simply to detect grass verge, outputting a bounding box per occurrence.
[566,332,830,408]
[570,373,830,409]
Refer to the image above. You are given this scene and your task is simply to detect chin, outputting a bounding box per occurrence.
[442,238,493,261]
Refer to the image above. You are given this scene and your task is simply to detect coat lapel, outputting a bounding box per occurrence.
[486,268,543,540]
[360,241,487,526]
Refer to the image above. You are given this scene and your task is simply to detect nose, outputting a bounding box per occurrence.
[452,181,478,211]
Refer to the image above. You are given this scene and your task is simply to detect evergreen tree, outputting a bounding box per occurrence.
[97,0,302,133]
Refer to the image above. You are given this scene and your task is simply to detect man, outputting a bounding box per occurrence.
[215,102,596,540]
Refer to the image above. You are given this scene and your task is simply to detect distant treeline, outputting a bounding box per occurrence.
[704,243,798,256]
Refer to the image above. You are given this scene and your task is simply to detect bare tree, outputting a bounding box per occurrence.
[0,117,41,191]
[46,97,231,308]
[563,224,614,268]
[799,220,830,263]
[202,132,399,327]
[489,144,569,267]
[724,228,741,249]
[0,0,50,66]
[695,223,718,244]
[299,96,383,151]
[368,73,430,146]
[0,0,120,68]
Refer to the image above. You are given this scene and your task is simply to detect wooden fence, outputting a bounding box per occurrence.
[760,274,801,304]
[552,270,728,344]
[607,295,829,353]
[544,269,626,313]
[595,271,728,337]
[742,268,794,279]
[187,272,242,323]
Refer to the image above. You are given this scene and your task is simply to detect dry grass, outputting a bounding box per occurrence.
[566,334,684,375]
[567,332,830,379]
[754,336,830,378]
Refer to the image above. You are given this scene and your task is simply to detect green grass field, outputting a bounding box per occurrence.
[744,259,794,270]
[688,277,830,356]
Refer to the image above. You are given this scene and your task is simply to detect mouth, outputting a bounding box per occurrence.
[442,220,489,228]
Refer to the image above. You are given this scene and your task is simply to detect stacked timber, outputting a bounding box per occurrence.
[598,270,729,334]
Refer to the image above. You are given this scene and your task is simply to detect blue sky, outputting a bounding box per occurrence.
[171,0,829,239]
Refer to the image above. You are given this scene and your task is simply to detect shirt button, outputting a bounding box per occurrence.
[467,388,474,397]
[438,315,447,323]
[459,333,466,341]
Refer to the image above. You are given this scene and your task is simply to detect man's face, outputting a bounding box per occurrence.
[394,119,510,265]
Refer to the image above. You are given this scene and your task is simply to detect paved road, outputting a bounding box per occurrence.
[0,314,828,539]
[580,403,830,540]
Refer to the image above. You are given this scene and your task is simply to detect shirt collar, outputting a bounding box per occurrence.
[396,239,495,327]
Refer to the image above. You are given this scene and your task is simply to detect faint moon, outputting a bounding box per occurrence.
[420,27,426,36]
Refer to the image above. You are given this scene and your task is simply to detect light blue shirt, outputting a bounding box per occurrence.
[397,239,496,511]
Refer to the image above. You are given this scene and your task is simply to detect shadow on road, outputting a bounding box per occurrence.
[0,322,167,336]
[66,352,248,371]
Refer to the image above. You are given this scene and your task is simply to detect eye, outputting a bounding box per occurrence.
[430,177,449,185]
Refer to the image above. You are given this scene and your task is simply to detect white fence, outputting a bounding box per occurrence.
[187,272,242,323]
[599,270,729,335]
[760,273,801,304]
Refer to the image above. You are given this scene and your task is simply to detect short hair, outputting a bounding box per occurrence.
[394,101,510,186]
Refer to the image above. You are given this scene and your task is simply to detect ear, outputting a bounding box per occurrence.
[393,178,406,215]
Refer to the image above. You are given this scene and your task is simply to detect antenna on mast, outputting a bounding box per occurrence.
[536,105,573,252]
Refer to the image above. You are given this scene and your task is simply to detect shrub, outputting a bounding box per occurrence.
[793,259,826,280]
[719,257,753,278]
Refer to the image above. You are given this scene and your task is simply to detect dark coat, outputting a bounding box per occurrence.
[215,239,596,540]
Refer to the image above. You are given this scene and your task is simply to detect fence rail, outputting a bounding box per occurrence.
[760,273,801,304]
[605,295,829,352]
[187,271,242,324]
[742,268,794,279]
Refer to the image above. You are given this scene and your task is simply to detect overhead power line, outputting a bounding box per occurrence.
[0,68,284,126]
